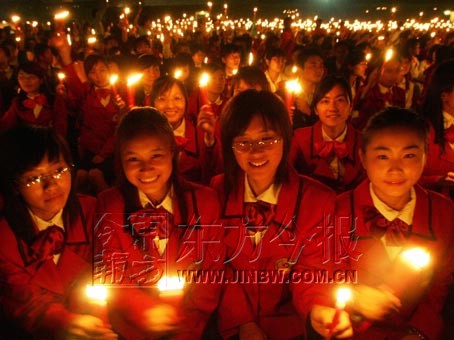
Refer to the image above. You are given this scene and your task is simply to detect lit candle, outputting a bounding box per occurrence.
[54,10,69,21]
[109,74,119,97]
[57,72,66,85]
[285,79,302,122]
[174,68,182,79]
[248,52,254,66]
[85,285,109,325]
[157,275,185,305]
[384,48,394,62]
[199,72,210,106]
[127,73,143,107]
[385,247,431,297]
[328,287,352,337]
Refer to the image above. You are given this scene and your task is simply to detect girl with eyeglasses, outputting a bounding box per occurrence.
[0,125,117,339]
[94,107,224,338]
[290,76,365,193]
[211,90,352,339]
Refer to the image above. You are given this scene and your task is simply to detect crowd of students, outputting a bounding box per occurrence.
[0,12,453,339]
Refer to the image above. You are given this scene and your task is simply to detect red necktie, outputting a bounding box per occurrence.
[96,88,111,100]
[243,201,275,233]
[129,207,171,239]
[23,94,46,109]
[314,140,348,159]
[444,125,454,144]
[29,225,65,263]
[364,208,410,246]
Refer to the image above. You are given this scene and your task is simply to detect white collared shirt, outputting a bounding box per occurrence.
[173,118,186,137]
[369,184,416,260]
[29,209,65,264]
[321,125,348,180]
[138,188,173,255]
[378,84,393,107]
[94,86,111,107]
[265,70,285,93]
[244,175,282,245]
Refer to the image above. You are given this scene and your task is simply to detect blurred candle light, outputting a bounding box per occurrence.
[85,285,109,325]
[174,68,182,79]
[400,247,431,271]
[109,74,119,96]
[384,48,394,62]
[328,287,352,336]
[248,52,254,65]
[57,72,66,85]
[127,73,143,107]
[87,36,97,45]
[11,15,21,24]
[157,275,185,304]
[285,79,302,122]
[54,10,69,21]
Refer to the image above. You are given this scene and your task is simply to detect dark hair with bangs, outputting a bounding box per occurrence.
[83,54,109,76]
[220,90,292,193]
[361,107,428,152]
[150,76,188,110]
[114,107,188,221]
[0,125,78,245]
[311,76,352,114]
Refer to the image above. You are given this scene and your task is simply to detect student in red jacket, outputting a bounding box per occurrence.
[0,125,116,339]
[94,107,224,339]
[356,49,405,130]
[52,33,127,194]
[211,90,352,339]
[150,76,222,184]
[0,62,67,137]
[420,60,454,200]
[290,76,365,193]
[336,108,453,339]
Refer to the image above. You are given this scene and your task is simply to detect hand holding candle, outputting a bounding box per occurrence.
[328,287,352,337]
[85,285,109,325]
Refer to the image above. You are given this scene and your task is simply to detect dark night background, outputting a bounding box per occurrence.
[0,0,452,22]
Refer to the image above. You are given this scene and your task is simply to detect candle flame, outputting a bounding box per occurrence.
[57,73,66,81]
[384,48,394,62]
[365,53,372,61]
[157,275,185,292]
[286,79,302,94]
[110,74,118,85]
[335,287,352,309]
[54,11,69,20]
[232,69,238,76]
[86,285,108,303]
[11,15,21,23]
[87,37,97,44]
[248,52,254,65]
[291,65,298,73]
[127,73,143,86]
[199,72,210,87]
[174,69,182,79]
[401,247,431,270]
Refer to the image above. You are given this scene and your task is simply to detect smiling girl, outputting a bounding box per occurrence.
[290,76,365,193]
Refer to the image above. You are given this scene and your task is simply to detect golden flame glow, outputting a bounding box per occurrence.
[54,11,69,21]
[87,37,97,44]
[401,248,431,270]
[335,287,352,309]
[86,285,108,303]
[248,52,254,65]
[127,73,143,86]
[11,15,21,23]
[384,48,394,62]
[199,72,210,87]
[285,79,302,94]
[157,275,185,292]
[109,74,118,85]
[174,69,182,79]
[57,73,66,81]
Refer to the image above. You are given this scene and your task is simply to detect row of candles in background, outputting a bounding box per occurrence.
[85,247,431,334]
[2,4,452,45]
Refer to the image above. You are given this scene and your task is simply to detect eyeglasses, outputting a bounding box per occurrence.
[232,137,282,153]
[18,166,72,188]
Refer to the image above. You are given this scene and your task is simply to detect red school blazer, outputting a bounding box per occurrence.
[290,121,365,193]
[336,180,454,340]
[95,181,224,339]
[211,168,337,339]
[0,195,95,338]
